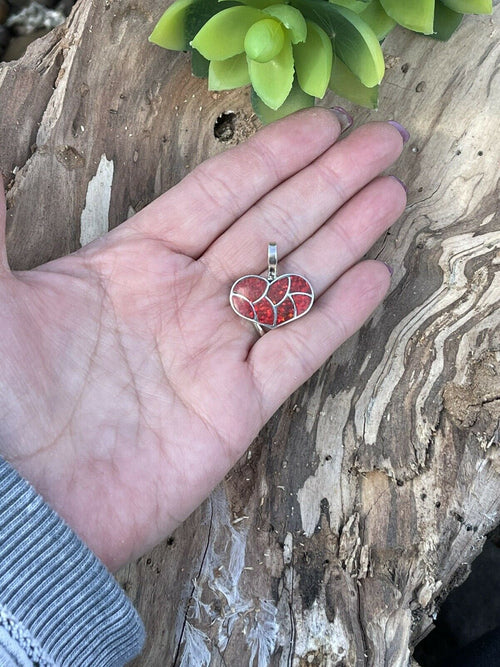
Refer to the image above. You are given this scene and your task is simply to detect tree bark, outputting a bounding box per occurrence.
[0,1,498,665]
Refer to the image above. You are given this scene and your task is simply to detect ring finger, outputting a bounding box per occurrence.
[277,174,407,297]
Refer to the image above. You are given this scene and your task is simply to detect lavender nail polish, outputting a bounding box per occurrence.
[330,106,353,133]
[383,262,394,276]
[389,175,408,194]
[388,120,410,144]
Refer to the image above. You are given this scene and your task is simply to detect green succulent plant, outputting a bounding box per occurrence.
[149,0,492,123]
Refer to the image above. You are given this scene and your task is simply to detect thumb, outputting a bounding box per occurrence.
[0,178,9,273]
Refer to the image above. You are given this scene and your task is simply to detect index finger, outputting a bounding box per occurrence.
[129,108,343,257]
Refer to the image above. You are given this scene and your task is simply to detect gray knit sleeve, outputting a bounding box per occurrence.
[0,457,145,666]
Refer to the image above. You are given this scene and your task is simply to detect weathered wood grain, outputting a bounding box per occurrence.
[0,1,498,665]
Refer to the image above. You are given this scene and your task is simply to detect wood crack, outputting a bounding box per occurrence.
[172,498,214,667]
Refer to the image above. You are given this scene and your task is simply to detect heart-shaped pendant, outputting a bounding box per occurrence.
[230,244,314,332]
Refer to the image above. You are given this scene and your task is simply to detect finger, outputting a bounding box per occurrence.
[0,180,9,273]
[203,121,406,282]
[129,108,343,257]
[277,175,406,295]
[248,260,391,419]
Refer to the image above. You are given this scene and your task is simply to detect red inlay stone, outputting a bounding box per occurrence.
[233,276,267,301]
[254,297,275,326]
[232,295,255,319]
[292,293,312,316]
[290,275,312,294]
[267,276,289,304]
[276,297,295,324]
[230,273,314,328]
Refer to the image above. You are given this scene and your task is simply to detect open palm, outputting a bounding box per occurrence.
[0,110,406,570]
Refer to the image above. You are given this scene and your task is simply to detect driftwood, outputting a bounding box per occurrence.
[1,1,499,665]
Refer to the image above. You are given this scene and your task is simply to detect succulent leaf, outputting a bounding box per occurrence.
[328,7,385,87]
[248,38,294,109]
[328,0,371,14]
[431,1,463,40]
[150,0,194,50]
[329,54,378,107]
[150,0,238,50]
[291,1,384,87]
[191,6,264,60]
[379,0,435,34]
[244,18,285,62]
[219,0,285,7]
[263,4,308,43]
[251,76,314,124]
[358,0,396,40]
[294,21,333,98]
[440,0,492,13]
[191,49,211,76]
[209,53,251,88]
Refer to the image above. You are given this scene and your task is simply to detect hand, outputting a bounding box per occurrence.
[0,110,406,571]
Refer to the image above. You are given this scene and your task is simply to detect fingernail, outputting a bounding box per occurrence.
[383,262,394,276]
[330,106,353,133]
[388,120,410,144]
[389,175,408,194]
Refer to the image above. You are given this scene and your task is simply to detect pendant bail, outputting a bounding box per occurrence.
[268,242,278,282]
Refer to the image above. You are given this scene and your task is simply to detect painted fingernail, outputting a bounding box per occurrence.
[390,175,408,194]
[330,106,353,133]
[388,120,410,144]
[383,262,394,276]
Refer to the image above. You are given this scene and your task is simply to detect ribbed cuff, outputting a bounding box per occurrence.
[0,458,145,666]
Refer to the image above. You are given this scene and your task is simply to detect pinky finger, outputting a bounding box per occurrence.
[248,260,391,419]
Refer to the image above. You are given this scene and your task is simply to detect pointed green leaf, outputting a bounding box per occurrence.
[328,0,371,13]
[150,0,194,50]
[219,0,284,7]
[150,0,238,51]
[244,19,285,62]
[251,76,314,124]
[291,1,384,87]
[379,0,435,33]
[191,49,210,76]
[430,1,463,40]
[191,6,263,60]
[263,4,308,43]
[440,0,492,13]
[329,7,384,87]
[329,55,378,108]
[294,21,333,98]
[209,53,251,89]
[248,38,294,109]
[359,0,396,40]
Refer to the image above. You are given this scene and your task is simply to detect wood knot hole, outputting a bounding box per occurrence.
[214,112,237,142]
